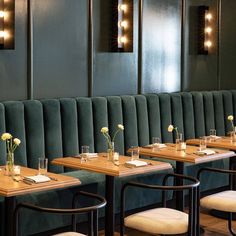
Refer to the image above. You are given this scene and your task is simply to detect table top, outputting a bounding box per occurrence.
[187,137,236,151]
[52,154,172,177]
[0,166,81,197]
[137,144,235,164]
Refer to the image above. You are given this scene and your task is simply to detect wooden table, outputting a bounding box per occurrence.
[52,154,172,236]
[0,166,81,236]
[136,144,235,211]
[187,137,236,150]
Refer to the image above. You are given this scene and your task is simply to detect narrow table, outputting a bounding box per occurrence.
[0,166,81,236]
[137,144,235,211]
[52,154,172,236]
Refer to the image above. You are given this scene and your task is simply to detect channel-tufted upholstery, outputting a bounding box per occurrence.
[0,90,235,235]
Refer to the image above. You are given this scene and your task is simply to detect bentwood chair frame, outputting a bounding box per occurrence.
[13,191,106,236]
[120,173,200,236]
[197,167,236,236]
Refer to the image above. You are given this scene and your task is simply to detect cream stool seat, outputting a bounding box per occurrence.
[54,233,85,236]
[125,207,189,235]
[201,190,236,212]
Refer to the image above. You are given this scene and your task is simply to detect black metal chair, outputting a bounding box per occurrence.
[13,191,106,236]
[120,173,200,236]
[197,167,236,236]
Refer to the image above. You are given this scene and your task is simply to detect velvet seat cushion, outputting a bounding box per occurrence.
[53,232,85,236]
[124,207,188,235]
[201,190,236,212]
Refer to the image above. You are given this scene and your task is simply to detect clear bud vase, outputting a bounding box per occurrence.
[5,151,14,176]
[230,128,236,143]
[107,142,114,161]
[176,133,183,151]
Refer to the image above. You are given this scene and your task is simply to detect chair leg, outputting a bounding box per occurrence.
[228,213,236,236]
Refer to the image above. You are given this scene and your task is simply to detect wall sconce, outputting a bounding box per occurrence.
[197,6,213,55]
[111,0,133,52]
[0,0,15,49]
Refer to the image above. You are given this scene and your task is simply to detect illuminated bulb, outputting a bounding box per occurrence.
[0,31,6,38]
[0,11,4,18]
[118,36,127,44]
[118,20,128,28]
[118,4,127,12]
[205,27,212,34]
[205,13,212,20]
[205,40,212,48]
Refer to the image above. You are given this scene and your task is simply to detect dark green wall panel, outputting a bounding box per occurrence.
[0,0,27,101]
[183,0,219,91]
[142,0,182,93]
[220,0,236,89]
[32,0,88,99]
[92,0,138,96]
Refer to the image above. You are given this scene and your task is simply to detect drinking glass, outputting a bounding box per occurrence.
[209,129,217,142]
[38,158,48,175]
[81,145,89,163]
[199,136,207,151]
[152,137,160,151]
[131,146,139,160]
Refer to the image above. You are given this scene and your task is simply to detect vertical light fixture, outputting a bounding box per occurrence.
[0,0,15,49]
[198,6,213,55]
[111,0,133,52]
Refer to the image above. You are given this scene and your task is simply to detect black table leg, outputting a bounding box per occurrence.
[5,196,16,236]
[176,161,184,211]
[105,175,115,236]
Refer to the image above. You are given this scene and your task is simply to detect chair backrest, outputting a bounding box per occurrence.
[13,191,106,236]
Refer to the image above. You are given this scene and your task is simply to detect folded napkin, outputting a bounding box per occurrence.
[195,149,216,156]
[24,174,51,183]
[125,160,148,167]
[78,153,98,159]
[144,144,167,149]
[209,135,221,140]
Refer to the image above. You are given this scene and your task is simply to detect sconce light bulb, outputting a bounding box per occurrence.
[205,27,212,34]
[205,13,212,20]
[118,36,127,44]
[118,4,127,12]
[0,30,6,38]
[0,11,5,18]
[205,40,212,48]
[118,20,128,28]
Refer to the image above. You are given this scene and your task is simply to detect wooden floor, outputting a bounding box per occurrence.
[99,210,236,235]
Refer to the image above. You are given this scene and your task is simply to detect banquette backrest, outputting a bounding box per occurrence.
[0,90,235,173]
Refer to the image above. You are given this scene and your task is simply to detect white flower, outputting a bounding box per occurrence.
[228,115,234,121]
[13,138,21,146]
[168,125,174,132]
[101,127,109,133]
[118,124,124,130]
[1,133,12,141]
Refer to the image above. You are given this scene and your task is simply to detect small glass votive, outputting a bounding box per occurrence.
[13,165,21,176]
[152,137,160,151]
[131,146,139,160]
[38,157,48,175]
[199,136,207,151]
[81,145,89,163]
[113,152,119,161]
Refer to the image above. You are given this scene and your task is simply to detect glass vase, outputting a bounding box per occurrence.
[107,142,114,161]
[5,152,14,176]
[176,133,183,151]
[230,131,236,143]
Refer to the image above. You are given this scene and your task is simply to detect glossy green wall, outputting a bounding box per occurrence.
[0,0,235,101]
